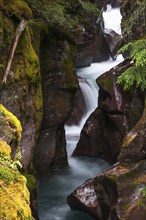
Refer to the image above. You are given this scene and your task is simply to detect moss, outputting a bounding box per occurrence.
[64,42,78,88]
[82,0,99,15]
[13,28,40,83]
[0,12,3,34]
[26,0,99,38]
[0,104,22,145]
[97,77,114,90]
[0,166,20,183]
[0,140,33,219]
[108,173,117,182]
[23,173,36,194]
[0,0,3,8]
[0,139,11,158]
[0,175,32,220]
[33,83,43,132]
[3,0,32,20]
[0,14,14,67]
[29,20,48,56]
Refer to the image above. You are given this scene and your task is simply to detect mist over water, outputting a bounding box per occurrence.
[38,5,123,220]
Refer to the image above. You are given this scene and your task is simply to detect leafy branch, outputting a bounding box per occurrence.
[117,39,146,91]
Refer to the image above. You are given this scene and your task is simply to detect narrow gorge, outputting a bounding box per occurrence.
[38,5,124,219]
[0,1,146,220]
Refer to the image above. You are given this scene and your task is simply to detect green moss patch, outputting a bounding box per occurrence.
[64,43,78,89]
[13,28,40,83]
[26,0,99,38]
[0,139,11,158]
[2,0,32,20]
[0,138,33,219]
[0,173,32,220]
[0,104,22,145]
[23,173,36,194]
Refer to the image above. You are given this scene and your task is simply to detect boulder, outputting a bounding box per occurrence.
[75,19,109,68]
[67,178,103,219]
[103,28,123,60]
[72,108,120,164]
[111,0,125,8]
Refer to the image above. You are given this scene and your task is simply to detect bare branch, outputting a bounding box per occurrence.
[2,19,27,85]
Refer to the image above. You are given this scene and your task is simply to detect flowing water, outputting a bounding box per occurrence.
[38,5,123,220]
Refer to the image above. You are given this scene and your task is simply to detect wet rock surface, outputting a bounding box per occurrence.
[68,137,146,220]
[73,59,144,164]
[75,24,109,68]
[103,28,123,60]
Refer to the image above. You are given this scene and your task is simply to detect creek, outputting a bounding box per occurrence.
[38,5,123,220]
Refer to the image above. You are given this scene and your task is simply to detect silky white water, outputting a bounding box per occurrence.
[103,4,122,34]
[38,5,123,220]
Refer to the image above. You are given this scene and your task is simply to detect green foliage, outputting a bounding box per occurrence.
[0,104,22,145]
[1,0,32,19]
[26,0,99,35]
[117,39,146,91]
[121,0,146,40]
[137,186,146,208]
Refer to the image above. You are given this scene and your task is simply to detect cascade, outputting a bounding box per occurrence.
[38,5,123,220]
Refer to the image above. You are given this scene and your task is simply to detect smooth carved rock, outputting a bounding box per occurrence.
[68,103,146,220]
[68,161,146,220]
[103,28,123,60]
[66,84,86,125]
[75,20,109,68]
[34,126,68,173]
[34,38,78,172]
[67,178,103,219]
[72,108,122,164]
[73,60,138,163]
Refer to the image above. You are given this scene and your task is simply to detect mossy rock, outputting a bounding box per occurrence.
[13,27,40,83]
[26,0,99,38]
[0,138,33,219]
[23,173,36,194]
[2,0,32,20]
[0,168,33,220]
[64,42,78,89]
[0,139,11,158]
[0,104,22,146]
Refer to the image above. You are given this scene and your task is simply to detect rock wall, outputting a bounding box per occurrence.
[0,1,42,170]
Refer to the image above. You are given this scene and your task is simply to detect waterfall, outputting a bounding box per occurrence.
[38,5,123,220]
[102,4,122,34]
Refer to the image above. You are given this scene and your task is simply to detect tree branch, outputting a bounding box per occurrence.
[2,19,27,85]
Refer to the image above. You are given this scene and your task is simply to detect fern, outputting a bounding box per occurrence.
[118,39,146,91]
